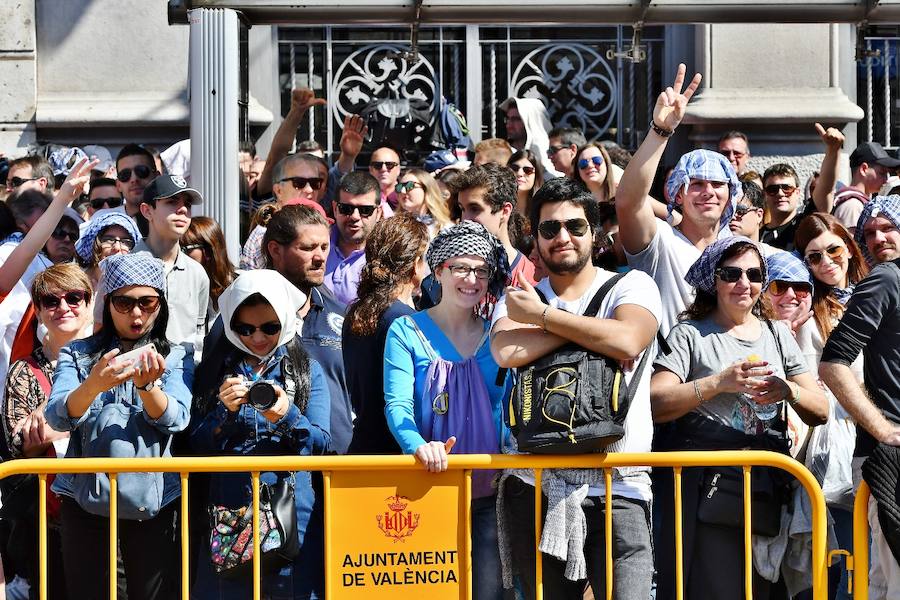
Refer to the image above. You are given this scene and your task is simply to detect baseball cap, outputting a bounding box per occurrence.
[849,141,900,170]
[142,174,203,205]
[282,198,334,224]
[83,144,115,173]
[423,149,459,173]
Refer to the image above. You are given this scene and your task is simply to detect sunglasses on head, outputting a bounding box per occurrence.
[511,164,536,176]
[50,228,78,243]
[7,176,37,189]
[537,218,590,240]
[335,201,378,217]
[804,244,846,266]
[394,181,423,193]
[715,266,764,284]
[39,290,88,311]
[764,183,797,196]
[90,196,124,210]
[578,156,604,170]
[768,280,812,298]
[99,235,135,250]
[370,161,398,171]
[278,176,323,191]
[232,321,282,337]
[116,165,152,182]
[110,295,160,314]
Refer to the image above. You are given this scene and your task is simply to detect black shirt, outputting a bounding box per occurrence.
[759,202,816,252]
[343,300,414,454]
[821,261,900,456]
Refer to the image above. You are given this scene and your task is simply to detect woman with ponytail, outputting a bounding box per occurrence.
[344,214,429,453]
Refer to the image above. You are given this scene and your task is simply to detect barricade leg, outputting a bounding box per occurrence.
[673,467,684,600]
[180,473,189,600]
[743,466,752,600]
[38,473,47,600]
[535,468,543,600]
[251,471,261,600]
[604,468,613,600]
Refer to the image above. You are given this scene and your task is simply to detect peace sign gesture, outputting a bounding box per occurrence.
[652,63,702,133]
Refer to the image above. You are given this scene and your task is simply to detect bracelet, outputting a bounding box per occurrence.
[649,120,674,138]
[787,382,800,406]
[693,380,705,405]
[540,305,551,332]
[135,380,157,392]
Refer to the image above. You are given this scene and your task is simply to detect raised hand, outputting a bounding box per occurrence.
[57,157,100,204]
[340,114,368,159]
[289,88,327,116]
[815,122,844,152]
[653,63,702,133]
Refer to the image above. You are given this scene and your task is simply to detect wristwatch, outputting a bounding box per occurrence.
[135,380,157,392]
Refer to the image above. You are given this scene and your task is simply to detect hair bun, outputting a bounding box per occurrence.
[367,262,393,285]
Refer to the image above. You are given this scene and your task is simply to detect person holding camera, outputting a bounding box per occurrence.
[45,252,194,599]
[189,269,331,600]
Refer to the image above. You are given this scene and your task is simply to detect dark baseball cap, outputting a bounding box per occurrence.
[849,141,900,170]
[142,174,203,205]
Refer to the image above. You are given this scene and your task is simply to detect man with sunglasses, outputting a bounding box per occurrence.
[5,156,54,196]
[115,144,159,221]
[134,175,209,353]
[759,163,817,251]
[491,177,661,600]
[833,141,900,233]
[325,172,382,305]
[547,127,587,177]
[368,146,400,216]
[85,177,123,219]
[717,131,751,175]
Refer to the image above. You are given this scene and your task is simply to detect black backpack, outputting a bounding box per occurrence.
[507,273,653,454]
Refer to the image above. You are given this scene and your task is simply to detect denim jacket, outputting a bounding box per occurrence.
[45,336,194,519]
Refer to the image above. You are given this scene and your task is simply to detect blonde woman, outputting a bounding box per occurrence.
[395,168,452,237]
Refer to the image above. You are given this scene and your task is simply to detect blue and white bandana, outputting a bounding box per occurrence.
[99,252,165,296]
[666,149,742,227]
[855,194,900,265]
[765,251,813,288]
[76,211,140,262]
[685,236,766,295]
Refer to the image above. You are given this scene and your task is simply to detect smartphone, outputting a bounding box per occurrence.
[110,342,156,370]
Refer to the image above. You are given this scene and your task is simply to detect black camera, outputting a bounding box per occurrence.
[247,379,278,411]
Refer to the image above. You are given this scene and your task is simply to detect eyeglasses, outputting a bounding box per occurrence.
[232,321,282,337]
[547,145,567,157]
[370,161,398,171]
[116,165,152,182]
[764,183,797,196]
[110,295,161,314]
[6,176,37,189]
[768,280,812,299]
[804,244,846,267]
[720,150,746,159]
[99,235,135,250]
[50,228,79,243]
[715,266,764,284]
[537,218,590,240]
[335,202,378,218]
[511,164,536,176]
[39,290,88,311]
[445,264,492,280]
[278,176,323,191]
[578,156,604,170]
[732,205,758,219]
[394,181,424,193]
[90,196,123,210]
[181,243,208,255]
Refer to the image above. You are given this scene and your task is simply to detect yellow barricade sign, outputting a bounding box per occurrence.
[327,470,467,599]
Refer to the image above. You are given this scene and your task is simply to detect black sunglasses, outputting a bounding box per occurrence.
[715,266,764,284]
[546,145,567,157]
[278,176,323,191]
[511,164,536,176]
[90,196,124,210]
[394,181,423,193]
[335,202,378,218]
[7,176,37,189]
[110,295,161,314]
[232,321,282,337]
[50,228,79,243]
[181,243,209,255]
[537,218,590,240]
[39,290,88,311]
[370,161,398,171]
[116,165,153,182]
[732,205,757,218]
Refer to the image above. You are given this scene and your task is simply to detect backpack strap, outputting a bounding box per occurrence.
[22,355,51,397]
[584,272,628,317]
[404,315,439,361]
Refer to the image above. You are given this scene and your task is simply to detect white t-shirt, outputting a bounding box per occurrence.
[492,267,663,501]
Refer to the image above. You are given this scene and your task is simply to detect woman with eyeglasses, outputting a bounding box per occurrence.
[650,237,826,600]
[1,264,93,599]
[572,143,619,204]
[394,168,452,237]
[181,216,238,317]
[383,221,511,600]
[45,252,193,599]
[507,149,545,217]
[190,269,330,599]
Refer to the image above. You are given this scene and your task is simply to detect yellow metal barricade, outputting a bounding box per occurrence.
[0,450,829,600]
[853,480,871,599]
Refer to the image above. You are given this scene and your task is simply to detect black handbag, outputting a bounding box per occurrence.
[696,465,786,537]
[208,476,299,578]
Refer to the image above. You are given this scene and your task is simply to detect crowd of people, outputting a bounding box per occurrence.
[1,62,900,600]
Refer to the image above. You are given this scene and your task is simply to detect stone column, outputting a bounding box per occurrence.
[0,0,37,154]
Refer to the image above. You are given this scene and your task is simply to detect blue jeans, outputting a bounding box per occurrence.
[502,476,654,600]
[472,495,503,600]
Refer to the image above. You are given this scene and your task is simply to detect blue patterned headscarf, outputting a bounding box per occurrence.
[685,236,767,295]
[99,252,165,296]
[854,194,900,265]
[666,149,742,227]
[765,251,813,288]
[76,211,140,262]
